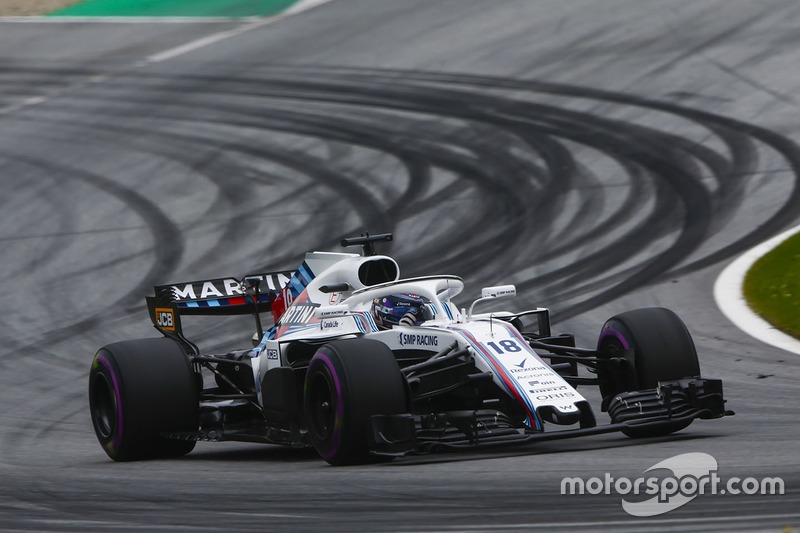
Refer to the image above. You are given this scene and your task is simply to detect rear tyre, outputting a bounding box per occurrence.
[596,308,700,438]
[304,339,406,466]
[89,338,199,461]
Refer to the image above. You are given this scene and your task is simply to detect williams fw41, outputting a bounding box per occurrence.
[89,233,732,465]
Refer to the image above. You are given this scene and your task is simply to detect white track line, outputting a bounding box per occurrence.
[0,0,332,24]
[714,224,800,355]
[144,17,278,63]
[145,0,333,63]
[0,0,335,115]
[284,0,333,15]
[3,1,335,64]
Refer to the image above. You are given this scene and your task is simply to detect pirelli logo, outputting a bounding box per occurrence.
[155,308,176,331]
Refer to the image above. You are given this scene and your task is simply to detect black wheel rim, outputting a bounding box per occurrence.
[308,371,336,442]
[91,372,116,440]
[597,333,634,401]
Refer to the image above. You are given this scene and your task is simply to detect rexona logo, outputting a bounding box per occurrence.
[561,452,785,517]
[155,308,176,331]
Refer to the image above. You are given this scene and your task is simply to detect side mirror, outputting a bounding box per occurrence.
[469,285,517,317]
[314,305,350,319]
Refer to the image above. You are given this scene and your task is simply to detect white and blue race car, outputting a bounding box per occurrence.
[89,233,731,465]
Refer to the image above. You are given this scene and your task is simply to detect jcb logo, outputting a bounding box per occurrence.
[155,308,176,331]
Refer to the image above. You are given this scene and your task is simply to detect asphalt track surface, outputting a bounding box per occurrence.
[1,1,800,531]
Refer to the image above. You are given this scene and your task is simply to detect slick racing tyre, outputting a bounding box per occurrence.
[89,338,199,461]
[304,339,407,466]
[596,307,701,438]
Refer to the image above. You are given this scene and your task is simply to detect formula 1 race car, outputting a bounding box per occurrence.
[89,233,732,465]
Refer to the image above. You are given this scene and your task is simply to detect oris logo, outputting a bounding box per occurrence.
[155,308,176,331]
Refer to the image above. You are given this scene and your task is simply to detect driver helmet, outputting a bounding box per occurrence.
[372,293,427,329]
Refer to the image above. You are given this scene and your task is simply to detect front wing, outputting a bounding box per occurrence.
[368,378,732,456]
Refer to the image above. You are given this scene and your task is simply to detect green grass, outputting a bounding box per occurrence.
[49,0,300,17]
[743,231,800,338]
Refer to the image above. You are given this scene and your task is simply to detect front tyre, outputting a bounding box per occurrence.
[597,307,700,438]
[89,338,199,461]
[304,339,406,466]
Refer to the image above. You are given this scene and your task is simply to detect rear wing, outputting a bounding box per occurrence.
[146,271,292,341]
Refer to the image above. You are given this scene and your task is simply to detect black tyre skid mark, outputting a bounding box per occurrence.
[0,154,184,365]
[39,66,800,321]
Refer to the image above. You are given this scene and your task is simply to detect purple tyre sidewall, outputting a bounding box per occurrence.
[307,351,345,460]
[91,352,124,454]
